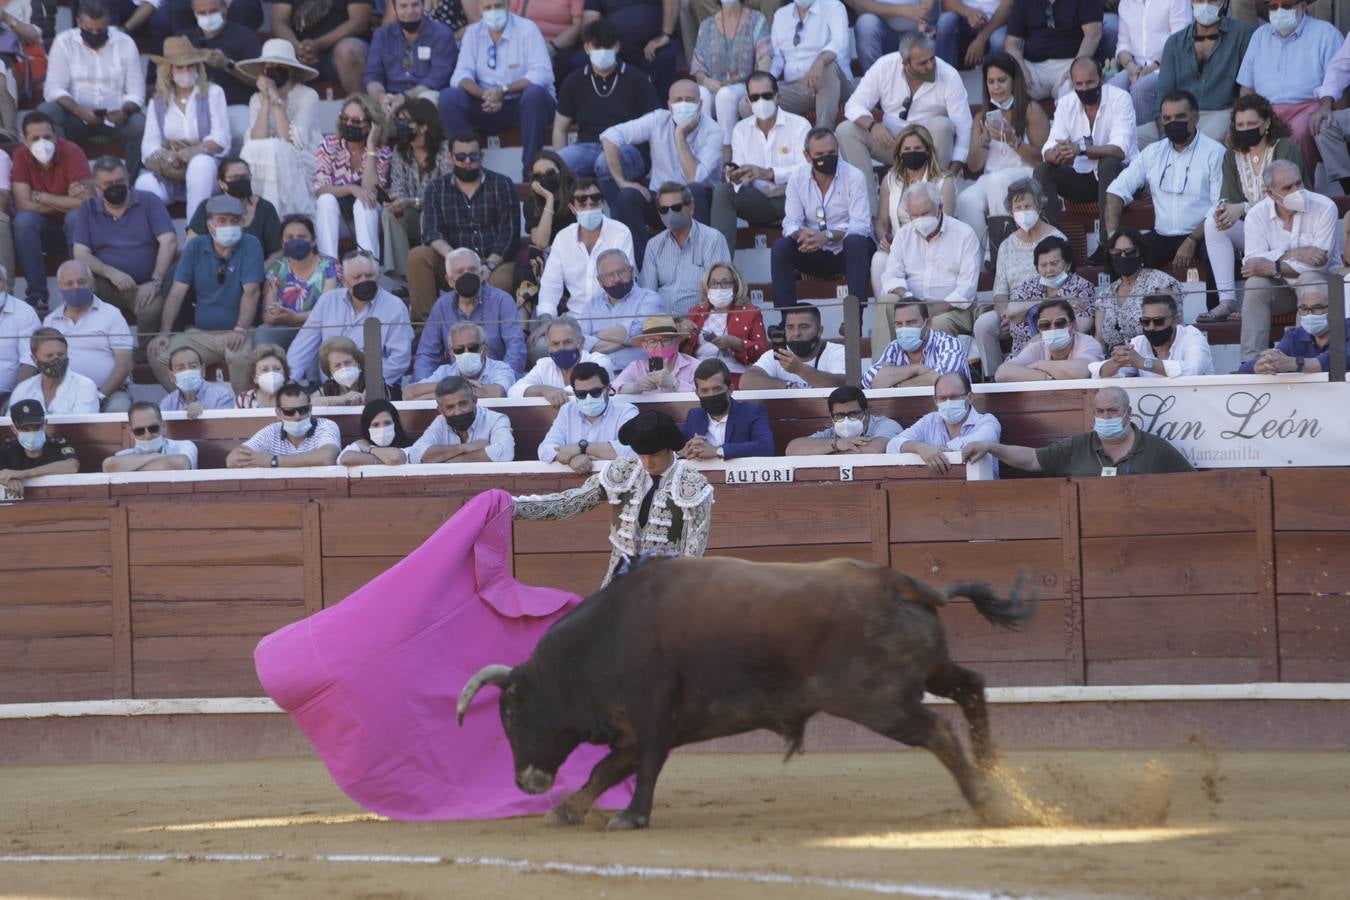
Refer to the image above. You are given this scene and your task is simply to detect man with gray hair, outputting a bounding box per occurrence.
[877,182,981,342]
[639,182,730,317]
[1236,158,1339,362]
[406,375,515,464]
[1239,280,1350,375]
[838,31,972,208]
[576,249,664,371]
[509,316,615,405]
[42,260,135,412]
[415,247,527,381]
[962,386,1193,476]
[405,322,515,399]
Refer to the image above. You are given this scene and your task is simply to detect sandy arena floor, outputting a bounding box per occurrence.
[2,750,1348,899]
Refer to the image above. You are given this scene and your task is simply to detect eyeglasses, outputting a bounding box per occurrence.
[1194,32,1218,42]
[487,42,497,69]
[658,202,686,214]
[830,411,865,423]
[1267,0,1300,8]
[572,192,603,207]
[452,151,483,163]
[1036,317,1071,330]
[1139,316,1172,328]
[451,343,483,354]
[708,279,735,289]
[402,46,414,70]
[131,423,162,437]
[747,91,776,102]
[339,116,369,126]
[573,386,607,399]
[1297,304,1330,314]
[642,337,678,347]
[279,404,312,418]
[1159,158,1191,195]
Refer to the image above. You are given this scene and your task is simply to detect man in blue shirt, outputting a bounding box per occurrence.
[364,0,459,117]
[149,195,264,393]
[1239,282,1350,375]
[537,361,639,472]
[415,248,527,380]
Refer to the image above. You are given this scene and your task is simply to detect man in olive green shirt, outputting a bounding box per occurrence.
[961,386,1194,476]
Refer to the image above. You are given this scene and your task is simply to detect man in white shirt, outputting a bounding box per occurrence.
[406,375,516,464]
[1237,159,1339,363]
[1090,293,1214,377]
[740,303,848,389]
[8,328,101,415]
[38,2,147,177]
[510,316,615,405]
[851,0,929,71]
[771,127,875,309]
[535,178,635,323]
[102,401,198,472]
[770,0,853,129]
[878,182,981,340]
[43,260,134,413]
[1104,0,1191,126]
[1034,57,1135,252]
[838,31,972,210]
[1105,90,1224,273]
[0,267,40,408]
[226,381,342,468]
[710,71,811,252]
[600,79,724,263]
[537,362,638,472]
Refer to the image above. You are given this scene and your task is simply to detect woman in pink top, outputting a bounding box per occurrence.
[994,297,1104,382]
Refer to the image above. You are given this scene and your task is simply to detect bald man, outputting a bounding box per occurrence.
[42,260,136,412]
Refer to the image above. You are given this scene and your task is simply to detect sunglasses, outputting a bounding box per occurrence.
[1037,317,1071,330]
[131,423,163,437]
[747,91,776,102]
[216,262,230,284]
[573,386,607,399]
[658,202,686,214]
[793,20,803,46]
[572,192,603,206]
[279,404,312,418]
[451,343,483,354]
[452,152,483,163]
[899,96,913,121]
[1108,248,1140,258]
[339,116,368,126]
[1139,316,1172,328]
[530,170,556,181]
[487,43,497,69]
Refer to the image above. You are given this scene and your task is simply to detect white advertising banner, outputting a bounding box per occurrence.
[1122,378,1350,468]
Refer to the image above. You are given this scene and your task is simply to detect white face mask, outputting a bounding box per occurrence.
[30,138,55,165]
[196,11,225,30]
[456,350,485,377]
[833,416,865,439]
[1268,6,1299,33]
[135,435,166,453]
[751,98,777,121]
[481,7,509,30]
[1191,3,1220,26]
[575,208,604,231]
[937,398,968,425]
[332,365,361,388]
[1041,327,1073,351]
[1013,210,1040,232]
[282,417,312,437]
[707,287,734,308]
[671,101,700,126]
[256,370,285,395]
[1280,188,1307,212]
[173,69,198,89]
[910,215,939,237]
[368,424,396,447]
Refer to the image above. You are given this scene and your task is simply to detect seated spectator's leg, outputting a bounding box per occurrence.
[1092,158,1123,245]
[1238,275,1293,361]
[1032,161,1065,223]
[36,100,87,141]
[1203,215,1244,310]
[488,261,515,292]
[1148,233,1187,271]
[1099,12,1118,62]
[12,210,51,307]
[869,248,887,307]
[1136,120,1160,148]
[407,245,447,323]
[854,14,887,73]
[955,178,990,251]
[836,120,881,214]
[594,143,647,210]
[923,116,955,171]
[92,275,137,318]
[872,292,900,345]
[930,305,974,336]
[0,211,14,290]
[185,155,218,224]
[714,84,746,148]
[986,24,1007,55]
[769,235,800,308]
[381,207,414,277]
[775,78,814,124]
[517,84,557,181]
[933,12,970,69]
[1276,101,1322,171]
[1196,110,1231,144]
[812,62,847,132]
[100,388,133,414]
[1129,72,1159,129]
[647,42,678,101]
[1228,0,1259,25]
[691,181,713,226]
[1105,68,1130,98]
[972,307,1005,380]
[133,170,169,203]
[352,199,382,260]
[734,184,785,226]
[225,0,265,29]
[314,193,342,259]
[134,285,167,340]
[1314,109,1350,190]
[840,234,876,303]
[119,111,147,179]
[330,38,370,97]
[710,182,739,251]
[254,324,300,350]
[437,87,474,140]
[614,187,656,264]
[557,142,602,179]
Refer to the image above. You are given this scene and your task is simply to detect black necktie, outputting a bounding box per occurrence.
[637,474,661,528]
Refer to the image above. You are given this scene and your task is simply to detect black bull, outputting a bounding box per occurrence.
[457,556,1035,830]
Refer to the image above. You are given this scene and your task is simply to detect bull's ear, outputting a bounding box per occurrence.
[456,664,514,725]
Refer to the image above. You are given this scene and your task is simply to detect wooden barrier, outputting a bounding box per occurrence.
[2,467,1346,705]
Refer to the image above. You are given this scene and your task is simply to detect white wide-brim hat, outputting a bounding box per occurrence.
[236,38,320,82]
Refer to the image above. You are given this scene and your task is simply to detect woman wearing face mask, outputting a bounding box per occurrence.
[238,38,324,217]
[1095,227,1182,349]
[690,0,771,154]
[678,262,768,388]
[955,54,1049,259]
[381,98,452,280]
[257,214,340,349]
[993,297,1104,382]
[136,39,231,222]
[313,94,391,261]
[1199,94,1306,322]
[869,125,958,303]
[312,336,367,406]
[1004,236,1095,360]
[236,345,291,408]
[517,150,577,316]
[338,399,411,466]
[184,158,284,258]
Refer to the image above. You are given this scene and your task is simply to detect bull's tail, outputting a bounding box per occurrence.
[946,571,1037,630]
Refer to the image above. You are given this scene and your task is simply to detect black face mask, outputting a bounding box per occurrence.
[225,177,252,199]
[351,280,379,302]
[1144,325,1175,347]
[339,123,370,143]
[1075,85,1102,107]
[899,150,929,171]
[1233,126,1263,150]
[102,183,128,206]
[265,67,291,88]
[1114,254,1144,278]
[81,28,109,49]
[455,273,481,297]
[786,337,818,358]
[812,153,839,176]
[445,409,476,431]
[39,357,70,379]
[454,165,482,183]
[603,279,632,299]
[399,17,421,32]
[1163,121,1193,146]
[699,391,730,418]
[534,171,561,192]
[395,121,416,142]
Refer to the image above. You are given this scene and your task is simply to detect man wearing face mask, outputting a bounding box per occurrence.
[994,296,1102,382]
[786,385,899,456]
[68,157,176,334]
[741,303,848,389]
[614,315,701,394]
[364,0,458,117]
[577,249,665,371]
[0,400,80,499]
[103,402,198,472]
[638,182,731,317]
[862,300,971,388]
[440,0,556,180]
[1147,0,1253,147]
[407,375,516,463]
[408,322,516,399]
[1105,91,1224,275]
[536,178,636,321]
[772,127,875,309]
[1239,282,1350,375]
[891,372,1002,475]
[8,328,101,415]
[150,195,264,393]
[1234,159,1338,363]
[416,248,527,381]
[537,361,639,472]
[38,1,146,178]
[158,344,235,415]
[711,71,811,252]
[878,182,981,341]
[963,385,1193,475]
[679,358,774,459]
[40,261,135,413]
[511,316,616,405]
[1090,293,1214,377]
[184,0,264,111]
[601,79,725,262]
[286,250,413,397]
[11,112,91,313]
[227,381,342,468]
[839,31,972,213]
[554,20,660,182]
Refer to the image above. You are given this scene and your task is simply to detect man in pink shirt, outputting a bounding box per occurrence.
[612,315,700,394]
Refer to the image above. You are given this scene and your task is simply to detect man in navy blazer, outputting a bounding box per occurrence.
[679,359,776,460]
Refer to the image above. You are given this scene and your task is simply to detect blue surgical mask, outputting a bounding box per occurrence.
[1300,313,1330,336]
[1268,7,1298,33]
[937,399,968,425]
[213,225,242,247]
[283,417,312,437]
[456,350,484,377]
[671,101,699,126]
[575,208,604,231]
[589,48,617,70]
[174,368,204,394]
[550,347,582,370]
[1094,416,1127,440]
[896,326,924,352]
[482,8,509,30]
[135,435,166,453]
[17,429,46,452]
[1191,3,1220,26]
[576,394,607,417]
[1042,328,1073,351]
[1039,271,1069,289]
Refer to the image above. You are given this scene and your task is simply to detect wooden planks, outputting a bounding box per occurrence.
[1077,469,1262,537]
[1080,532,1258,599]
[888,480,1063,542]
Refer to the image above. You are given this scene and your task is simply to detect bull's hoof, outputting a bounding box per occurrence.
[605,810,649,831]
[543,804,583,827]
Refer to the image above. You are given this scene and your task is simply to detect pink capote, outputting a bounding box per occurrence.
[254,488,632,820]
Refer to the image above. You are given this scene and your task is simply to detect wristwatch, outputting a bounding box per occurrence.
[1295,356,1306,372]
[1143,357,1155,371]
[715,446,725,459]
[270,454,279,468]
[577,439,589,456]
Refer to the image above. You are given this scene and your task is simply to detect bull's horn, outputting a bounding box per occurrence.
[456,664,513,725]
